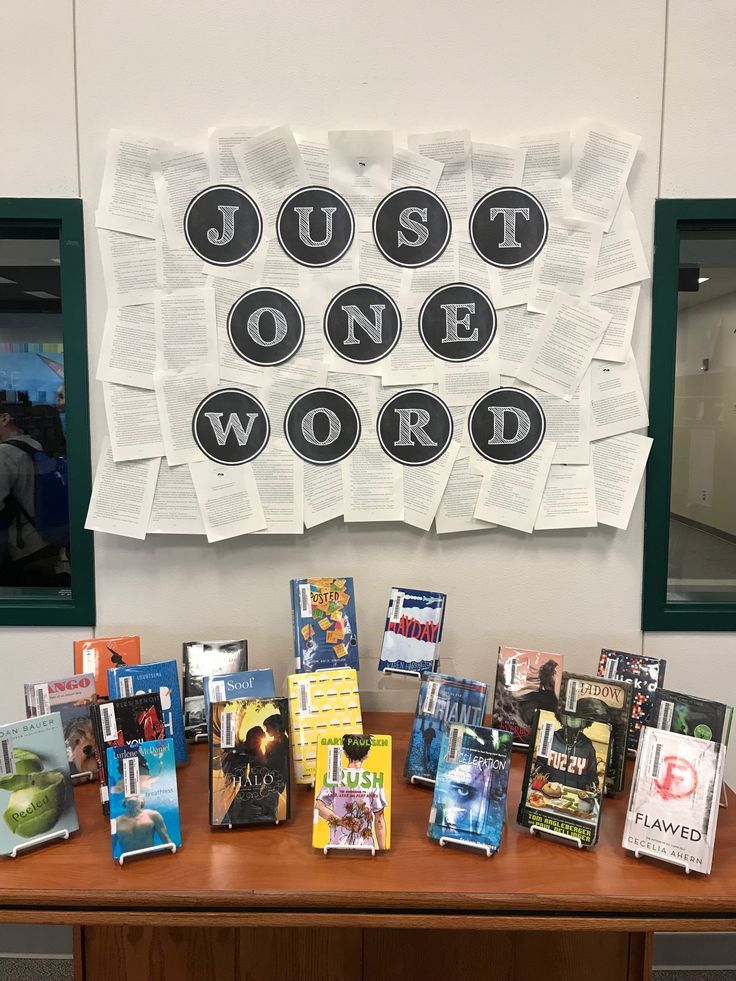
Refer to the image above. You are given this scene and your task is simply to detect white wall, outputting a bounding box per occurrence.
[644,0,736,746]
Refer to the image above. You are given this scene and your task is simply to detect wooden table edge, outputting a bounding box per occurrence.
[2,908,735,932]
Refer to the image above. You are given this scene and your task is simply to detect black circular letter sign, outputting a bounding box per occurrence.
[469,186,548,268]
[372,187,451,268]
[284,389,361,466]
[276,186,355,267]
[192,388,270,465]
[227,288,305,367]
[184,185,262,265]
[418,283,497,362]
[377,390,453,466]
[324,284,401,364]
[468,387,546,464]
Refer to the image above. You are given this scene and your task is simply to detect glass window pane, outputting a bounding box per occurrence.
[668,225,736,602]
[0,226,71,601]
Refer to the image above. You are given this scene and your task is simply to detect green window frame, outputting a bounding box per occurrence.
[0,198,95,626]
[643,198,736,631]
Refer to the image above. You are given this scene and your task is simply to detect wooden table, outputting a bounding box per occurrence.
[1,711,734,981]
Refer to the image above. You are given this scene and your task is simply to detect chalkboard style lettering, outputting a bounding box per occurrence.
[324,284,401,364]
[277,186,355,267]
[377,390,453,467]
[418,282,497,362]
[372,187,451,268]
[468,387,546,464]
[284,389,361,466]
[192,389,270,466]
[184,185,262,265]
[227,288,305,367]
[469,186,548,268]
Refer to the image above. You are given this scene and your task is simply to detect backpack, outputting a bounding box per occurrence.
[1,440,69,549]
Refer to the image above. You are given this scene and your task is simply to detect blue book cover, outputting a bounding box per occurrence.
[107,739,181,861]
[378,587,446,675]
[290,577,359,672]
[0,713,78,857]
[428,724,513,852]
[202,668,276,731]
[404,673,488,782]
[107,661,188,764]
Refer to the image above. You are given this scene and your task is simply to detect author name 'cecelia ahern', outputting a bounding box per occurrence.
[632,812,704,841]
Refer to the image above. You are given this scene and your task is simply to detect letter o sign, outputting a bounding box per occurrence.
[284,389,361,465]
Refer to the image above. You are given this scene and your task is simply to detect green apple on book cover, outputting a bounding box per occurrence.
[0,713,78,856]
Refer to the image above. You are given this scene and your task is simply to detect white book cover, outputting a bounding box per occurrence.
[623,727,724,875]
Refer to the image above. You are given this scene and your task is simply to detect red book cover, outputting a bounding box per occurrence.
[73,636,141,699]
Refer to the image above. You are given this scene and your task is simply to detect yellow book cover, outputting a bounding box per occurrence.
[287,669,363,785]
[312,733,391,851]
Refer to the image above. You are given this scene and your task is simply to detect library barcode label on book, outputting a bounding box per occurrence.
[446,724,463,762]
[648,739,664,780]
[123,754,140,798]
[221,711,235,749]
[423,681,440,715]
[328,744,342,784]
[539,721,555,759]
[390,592,405,623]
[658,700,674,731]
[297,680,312,716]
[564,681,580,713]
[299,584,312,617]
[505,657,520,686]
[604,657,620,680]
[100,702,118,742]
[209,680,226,703]
[119,676,134,697]
[33,684,50,716]
[0,738,15,776]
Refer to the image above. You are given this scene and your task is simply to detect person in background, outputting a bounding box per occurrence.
[56,384,66,437]
[0,398,67,586]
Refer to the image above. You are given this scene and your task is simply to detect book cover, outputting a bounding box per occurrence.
[73,636,141,699]
[313,733,391,851]
[90,692,165,815]
[597,649,666,753]
[492,646,564,747]
[428,724,513,853]
[24,673,98,779]
[517,707,611,848]
[287,668,362,785]
[378,587,446,675]
[0,713,78,856]
[182,640,248,740]
[107,739,182,862]
[107,661,188,765]
[404,673,488,783]
[623,727,724,875]
[558,672,633,795]
[202,669,276,733]
[209,698,290,827]
[290,577,359,672]
[648,689,733,745]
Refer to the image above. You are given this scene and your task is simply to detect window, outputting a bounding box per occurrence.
[0,199,95,625]
[643,199,736,630]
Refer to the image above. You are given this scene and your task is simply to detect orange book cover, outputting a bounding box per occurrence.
[73,636,141,698]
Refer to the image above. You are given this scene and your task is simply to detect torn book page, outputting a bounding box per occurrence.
[96,303,156,390]
[591,432,652,530]
[148,461,205,535]
[328,130,393,232]
[103,382,164,462]
[474,439,556,533]
[590,354,649,440]
[96,130,170,237]
[154,362,219,466]
[152,145,210,250]
[190,458,266,542]
[98,227,157,307]
[528,218,602,313]
[534,463,597,530]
